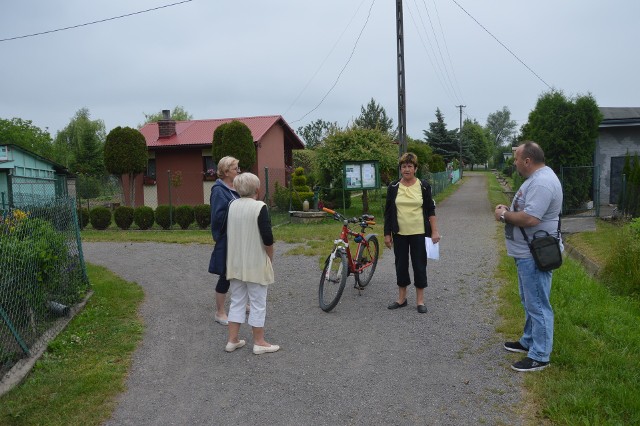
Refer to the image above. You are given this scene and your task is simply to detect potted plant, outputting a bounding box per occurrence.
[203,169,216,181]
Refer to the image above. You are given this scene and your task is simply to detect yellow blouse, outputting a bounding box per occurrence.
[396,180,425,235]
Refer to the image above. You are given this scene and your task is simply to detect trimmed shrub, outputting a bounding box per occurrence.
[175,205,195,230]
[77,208,89,229]
[155,205,175,230]
[273,181,291,211]
[114,206,135,230]
[194,204,211,229]
[134,206,155,230]
[89,206,112,230]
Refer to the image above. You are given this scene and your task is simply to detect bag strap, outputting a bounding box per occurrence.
[514,206,561,244]
[518,220,561,243]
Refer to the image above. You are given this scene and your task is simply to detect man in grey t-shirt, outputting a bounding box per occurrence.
[494,141,563,372]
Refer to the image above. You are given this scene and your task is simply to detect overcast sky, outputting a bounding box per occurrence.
[1,0,639,142]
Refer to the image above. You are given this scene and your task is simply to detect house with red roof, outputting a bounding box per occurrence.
[132,111,304,208]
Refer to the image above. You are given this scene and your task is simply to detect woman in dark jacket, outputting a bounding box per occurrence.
[384,152,440,313]
[208,156,240,325]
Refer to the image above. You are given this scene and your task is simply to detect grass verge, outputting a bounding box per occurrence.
[490,171,640,425]
[0,264,144,425]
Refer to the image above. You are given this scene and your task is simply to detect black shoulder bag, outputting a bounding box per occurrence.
[519,217,563,272]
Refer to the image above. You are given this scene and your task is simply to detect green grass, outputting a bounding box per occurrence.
[0,264,144,426]
[564,220,620,268]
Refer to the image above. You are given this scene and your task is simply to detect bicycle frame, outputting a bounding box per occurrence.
[325,210,376,275]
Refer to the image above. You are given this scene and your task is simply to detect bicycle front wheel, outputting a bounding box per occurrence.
[319,250,348,312]
[355,235,379,288]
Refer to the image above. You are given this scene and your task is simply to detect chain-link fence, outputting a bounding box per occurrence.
[0,196,89,382]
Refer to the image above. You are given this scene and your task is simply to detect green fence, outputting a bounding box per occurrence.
[0,196,89,380]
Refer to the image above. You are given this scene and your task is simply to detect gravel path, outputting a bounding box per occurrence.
[83,172,523,425]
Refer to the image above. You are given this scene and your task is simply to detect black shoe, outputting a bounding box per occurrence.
[387,299,408,310]
[511,357,549,372]
[417,304,427,313]
[503,341,528,354]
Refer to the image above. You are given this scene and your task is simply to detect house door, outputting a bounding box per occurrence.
[609,156,626,204]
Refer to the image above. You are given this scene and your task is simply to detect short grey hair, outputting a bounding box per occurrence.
[217,156,239,178]
[233,172,260,197]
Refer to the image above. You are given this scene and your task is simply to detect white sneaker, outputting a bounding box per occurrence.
[253,344,280,355]
[225,340,246,352]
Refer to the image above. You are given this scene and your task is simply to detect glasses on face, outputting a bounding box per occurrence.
[400,163,415,169]
[231,166,241,173]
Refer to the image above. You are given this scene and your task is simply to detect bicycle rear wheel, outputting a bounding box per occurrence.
[355,235,379,288]
[319,250,348,312]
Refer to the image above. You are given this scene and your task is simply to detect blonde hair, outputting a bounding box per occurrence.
[217,156,239,178]
[233,172,260,197]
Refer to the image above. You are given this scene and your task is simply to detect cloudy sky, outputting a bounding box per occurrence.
[1,0,639,142]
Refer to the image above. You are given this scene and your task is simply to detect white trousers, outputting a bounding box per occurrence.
[228,279,268,328]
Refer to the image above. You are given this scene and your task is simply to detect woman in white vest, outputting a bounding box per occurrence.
[224,172,279,354]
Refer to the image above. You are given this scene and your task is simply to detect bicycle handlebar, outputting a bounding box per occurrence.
[322,207,375,227]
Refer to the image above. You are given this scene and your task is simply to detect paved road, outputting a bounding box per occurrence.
[83,172,523,425]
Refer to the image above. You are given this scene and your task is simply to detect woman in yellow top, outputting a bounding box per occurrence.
[384,152,441,313]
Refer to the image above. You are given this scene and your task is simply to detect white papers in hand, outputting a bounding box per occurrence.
[425,237,439,260]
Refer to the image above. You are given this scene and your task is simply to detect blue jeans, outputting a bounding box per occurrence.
[515,257,554,362]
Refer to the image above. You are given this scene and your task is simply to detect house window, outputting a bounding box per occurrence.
[203,156,216,176]
[147,159,156,179]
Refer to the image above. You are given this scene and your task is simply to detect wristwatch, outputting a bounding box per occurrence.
[500,210,506,223]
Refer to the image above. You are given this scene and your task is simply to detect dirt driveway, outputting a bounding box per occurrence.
[83,172,523,425]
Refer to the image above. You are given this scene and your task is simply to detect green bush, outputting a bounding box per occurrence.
[155,205,175,230]
[1,214,71,329]
[320,187,351,210]
[114,206,135,230]
[175,205,195,230]
[273,181,291,211]
[89,206,112,230]
[194,204,211,229]
[77,208,89,229]
[603,219,640,297]
[134,206,154,230]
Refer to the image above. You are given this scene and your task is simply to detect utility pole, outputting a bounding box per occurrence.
[456,105,465,177]
[396,0,407,156]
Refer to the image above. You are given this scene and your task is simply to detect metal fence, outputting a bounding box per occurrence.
[0,196,90,381]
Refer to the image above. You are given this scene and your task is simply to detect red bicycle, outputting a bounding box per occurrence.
[318,207,379,312]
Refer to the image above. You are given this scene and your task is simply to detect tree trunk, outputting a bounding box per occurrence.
[362,190,369,213]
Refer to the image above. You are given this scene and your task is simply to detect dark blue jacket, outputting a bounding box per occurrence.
[384,178,436,237]
[208,180,239,275]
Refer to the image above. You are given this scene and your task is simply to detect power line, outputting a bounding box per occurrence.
[449,0,551,89]
[291,0,377,124]
[0,0,194,43]
[284,0,370,116]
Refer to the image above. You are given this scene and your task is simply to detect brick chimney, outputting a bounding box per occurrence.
[158,109,176,138]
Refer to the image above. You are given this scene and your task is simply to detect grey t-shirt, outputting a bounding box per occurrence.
[504,166,564,258]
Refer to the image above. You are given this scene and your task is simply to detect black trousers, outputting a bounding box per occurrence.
[393,233,428,289]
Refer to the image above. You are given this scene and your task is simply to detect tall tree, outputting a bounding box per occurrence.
[297,119,339,149]
[142,105,193,125]
[211,120,256,171]
[485,106,517,148]
[53,108,106,175]
[104,127,148,207]
[423,108,458,163]
[0,117,54,159]
[354,98,395,136]
[317,127,397,213]
[461,118,491,169]
[521,90,602,210]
